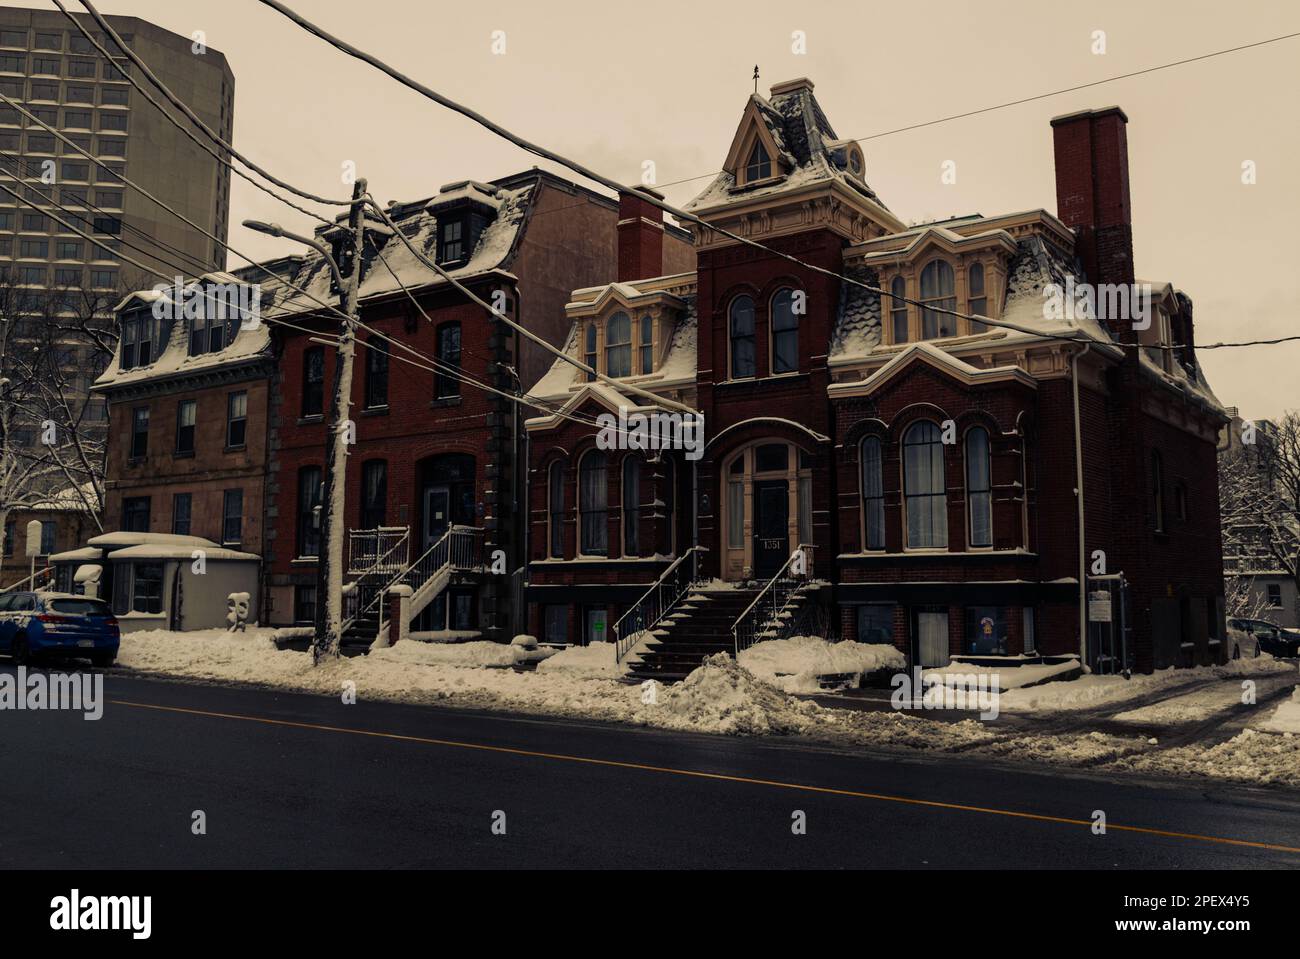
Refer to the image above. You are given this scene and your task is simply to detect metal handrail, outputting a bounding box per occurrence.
[612,546,707,664]
[731,544,815,656]
[347,526,409,575]
[1,565,54,593]
[342,526,484,636]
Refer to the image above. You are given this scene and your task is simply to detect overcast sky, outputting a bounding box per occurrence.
[81,0,1300,421]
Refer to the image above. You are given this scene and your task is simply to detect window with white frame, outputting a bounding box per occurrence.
[903,421,948,548]
[605,312,631,378]
[919,260,957,339]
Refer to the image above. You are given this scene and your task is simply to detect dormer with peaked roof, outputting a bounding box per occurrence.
[686,78,903,249]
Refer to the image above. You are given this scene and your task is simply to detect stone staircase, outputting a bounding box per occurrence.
[626,586,760,682]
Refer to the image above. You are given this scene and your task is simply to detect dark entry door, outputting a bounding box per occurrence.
[423,486,451,549]
[753,480,789,578]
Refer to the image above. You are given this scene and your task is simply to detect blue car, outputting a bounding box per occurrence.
[0,592,120,667]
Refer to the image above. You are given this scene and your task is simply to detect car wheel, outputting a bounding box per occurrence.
[89,651,115,669]
[11,632,30,665]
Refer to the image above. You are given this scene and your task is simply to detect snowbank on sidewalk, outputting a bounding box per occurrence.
[997,657,1293,713]
[738,636,904,693]
[535,643,628,679]
[924,659,1079,692]
[1259,686,1300,734]
[368,640,523,669]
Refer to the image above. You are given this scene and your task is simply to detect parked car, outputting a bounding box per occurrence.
[0,592,120,667]
[1228,618,1300,659]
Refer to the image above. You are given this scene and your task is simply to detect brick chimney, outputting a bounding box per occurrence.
[617,185,665,282]
[1051,106,1135,335]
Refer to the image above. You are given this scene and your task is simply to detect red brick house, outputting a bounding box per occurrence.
[262,169,693,641]
[525,79,1226,675]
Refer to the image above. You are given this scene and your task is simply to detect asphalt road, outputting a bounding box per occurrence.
[2,665,1299,868]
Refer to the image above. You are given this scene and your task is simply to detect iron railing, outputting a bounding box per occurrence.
[731,544,815,656]
[1,566,53,593]
[341,526,484,637]
[347,526,409,575]
[612,546,707,664]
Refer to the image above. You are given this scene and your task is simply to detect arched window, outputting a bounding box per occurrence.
[584,322,597,381]
[548,460,565,558]
[890,276,908,344]
[744,141,770,182]
[968,262,987,333]
[770,288,799,374]
[729,295,756,379]
[965,428,992,548]
[622,456,640,556]
[903,422,947,548]
[861,436,885,550]
[435,322,461,398]
[364,336,388,409]
[605,312,631,377]
[919,260,957,339]
[579,450,608,555]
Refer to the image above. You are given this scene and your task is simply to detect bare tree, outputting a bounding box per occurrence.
[1219,412,1300,619]
[0,266,141,542]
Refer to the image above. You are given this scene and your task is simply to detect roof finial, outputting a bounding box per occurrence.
[753,64,759,95]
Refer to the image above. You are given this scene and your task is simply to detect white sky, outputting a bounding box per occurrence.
[76,0,1300,420]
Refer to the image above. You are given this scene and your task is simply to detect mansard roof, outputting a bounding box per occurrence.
[685,78,892,221]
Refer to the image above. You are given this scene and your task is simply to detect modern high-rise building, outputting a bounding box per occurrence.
[0,6,235,285]
[0,6,233,478]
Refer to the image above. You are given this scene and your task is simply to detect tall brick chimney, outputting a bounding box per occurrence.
[617,185,665,282]
[1051,106,1135,336]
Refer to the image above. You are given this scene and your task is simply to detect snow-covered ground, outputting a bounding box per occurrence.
[110,629,1300,788]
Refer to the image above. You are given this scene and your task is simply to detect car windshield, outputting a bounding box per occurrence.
[47,598,112,616]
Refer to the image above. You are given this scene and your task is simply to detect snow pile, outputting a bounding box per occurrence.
[1259,686,1300,734]
[997,657,1293,712]
[924,659,1080,692]
[635,654,822,735]
[535,643,628,679]
[739,636,904,693]
[368,640,523,669]
[1112,729,1300,787]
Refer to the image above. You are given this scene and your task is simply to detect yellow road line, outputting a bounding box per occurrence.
[109,697,1300,856]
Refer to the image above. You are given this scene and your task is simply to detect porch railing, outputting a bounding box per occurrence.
[1,565,54,593]
[347,526,410,575]
[341,526,484,637]
[732,544,815,656]
[613,546,707,664]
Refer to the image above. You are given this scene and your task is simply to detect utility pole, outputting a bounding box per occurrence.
[313,178,368,662]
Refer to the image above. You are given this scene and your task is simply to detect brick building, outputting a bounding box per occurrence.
[92,256,300,557]
[261,169,692,640]
[525,79,1227,674]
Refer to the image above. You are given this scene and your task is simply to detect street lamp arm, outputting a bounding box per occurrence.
[242,219,344,290]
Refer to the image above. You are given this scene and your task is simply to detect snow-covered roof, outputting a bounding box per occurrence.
[685,81,890,217]
[264,182,536,319]
[828,341,1038,397]
[22,481,98,513]
[87,532,218,550]
[107,544,260,562]
[530,289,698,405]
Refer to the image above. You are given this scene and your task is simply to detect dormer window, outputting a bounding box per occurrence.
[639,315,654,373]
[744,142,771,183]
[605,312,631,377]
[889,276,908,344]
[119,307,166,370]
[968,262,987,333]
[920,260,957,339]
[584,323,597,381]
[438,217,466,265]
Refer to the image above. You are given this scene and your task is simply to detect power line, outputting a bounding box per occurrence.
[70,0,351,211]
[635,30,1300,191]
[50,0,340,227]
[260,0,1292,361]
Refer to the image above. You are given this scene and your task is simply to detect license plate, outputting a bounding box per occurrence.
[77,640,94,648]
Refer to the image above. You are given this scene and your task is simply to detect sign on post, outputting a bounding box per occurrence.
[1088,590,1113,623]
[24,519,42,558]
